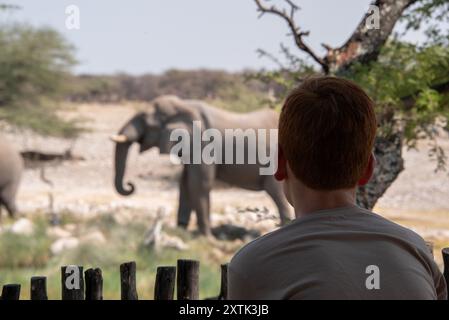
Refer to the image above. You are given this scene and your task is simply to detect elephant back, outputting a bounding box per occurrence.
[153,95,204,124]
[193,103,279,131]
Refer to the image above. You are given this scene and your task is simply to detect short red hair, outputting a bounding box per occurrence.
[279,76,377,190]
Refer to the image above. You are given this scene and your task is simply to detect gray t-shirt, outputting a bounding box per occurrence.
[228,205,447,300]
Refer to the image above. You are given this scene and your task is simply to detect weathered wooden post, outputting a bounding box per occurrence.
[1,284,21,300]
[154,266,176,300]
[120,261,138,300]
[30,276,48,300]
[177,259,199,300]
[218,263,228,300]
[61,265,84,300]
[85,268,103,300]
[442,247,449,300]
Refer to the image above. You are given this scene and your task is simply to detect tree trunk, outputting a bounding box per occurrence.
[356,131,404,209]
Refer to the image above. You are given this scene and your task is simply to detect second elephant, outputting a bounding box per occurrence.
[0,136,23,219]
[111,95,292,236]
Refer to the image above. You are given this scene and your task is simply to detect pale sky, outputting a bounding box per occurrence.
[2,0,429,75]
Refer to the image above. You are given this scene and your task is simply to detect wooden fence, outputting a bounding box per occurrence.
[0,260,228,300]
[1,247,449,300]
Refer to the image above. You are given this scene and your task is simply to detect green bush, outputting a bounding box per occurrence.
[0,227,51,268]
[0,23,80,137]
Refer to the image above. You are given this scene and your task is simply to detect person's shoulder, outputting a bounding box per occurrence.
[359,207,429,249]
[229,224,292,270]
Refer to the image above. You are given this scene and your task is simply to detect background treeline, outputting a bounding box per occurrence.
[65,70,281,112]
[0,20,280,137]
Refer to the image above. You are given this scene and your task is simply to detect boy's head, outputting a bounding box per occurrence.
[275,76,377,194]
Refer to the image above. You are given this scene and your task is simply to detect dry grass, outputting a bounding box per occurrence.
[0,211,236,300]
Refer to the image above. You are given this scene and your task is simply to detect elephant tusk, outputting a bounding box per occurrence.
[110,134,129,143]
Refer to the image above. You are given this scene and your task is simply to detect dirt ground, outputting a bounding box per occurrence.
[2,103,449,260]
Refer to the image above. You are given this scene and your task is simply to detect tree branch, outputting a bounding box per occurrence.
[255,0,419,74]
[0,3,20,10]
[256,48,287,70]
[254,0,329,73]
[326,0,419,73]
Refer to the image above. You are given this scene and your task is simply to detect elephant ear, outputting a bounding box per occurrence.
[143,110,160,128]
[152,96,204,155]
[159,121,191,155]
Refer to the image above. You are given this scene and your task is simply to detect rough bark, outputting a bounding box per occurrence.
[356,131,404,209]
[255,0,418,74]
[326,0,418,73]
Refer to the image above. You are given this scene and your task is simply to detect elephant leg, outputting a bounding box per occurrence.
[186,164,214,236]
[263,176,291,225]
[177,167,193,229]
[0,181,20,218]
[3,199,17,218]
[190,192,211,236]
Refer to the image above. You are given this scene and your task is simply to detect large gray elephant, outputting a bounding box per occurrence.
[111,95,291,236]
[0,136,23,218]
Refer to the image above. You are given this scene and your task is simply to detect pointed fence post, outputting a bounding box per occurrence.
[120,261,138,300]
[177,259,199,300]
[61,265,84,300]
[218,263,228,300]
[30,276,48,300]
[442,248,449,300]
[154,266,176,300]
[85,268,103,300]
[1,284,21,300]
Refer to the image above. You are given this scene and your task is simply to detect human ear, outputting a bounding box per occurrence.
[274,146,288,181]
[357,152,376,186]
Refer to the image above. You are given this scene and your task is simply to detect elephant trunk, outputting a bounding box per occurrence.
[114,142,135,196]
